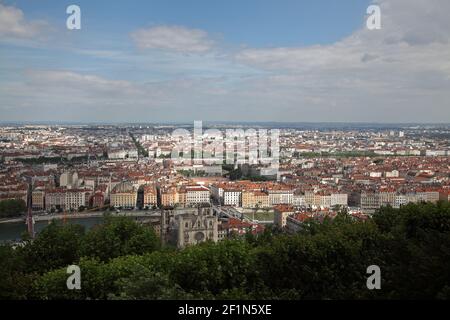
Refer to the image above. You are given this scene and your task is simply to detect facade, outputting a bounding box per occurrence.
[304,191,317,206]
[417,191,440,203]
[185,185,210,206]
[177,189,187,207]
[360,192,380,211]
[65,189,86,211]
[273,204,295,228]
[169,207,218,248]
[45,188,86,211]
[161,187,177,207]
[110,181,137,208]
[242,191,269,208]
[292,193,306,206]
[330,193,348,207]
[254,191,270,208]
[223,189,242,206]
[268,188,293,205]
[379,191,396,207]
[143,184,158,208]
[91,191,105,208]
[320,194,332,208]
[241,190,255,208]
[32,189,45,211]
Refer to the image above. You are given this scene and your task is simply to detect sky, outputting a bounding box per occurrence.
[0,0,449,123]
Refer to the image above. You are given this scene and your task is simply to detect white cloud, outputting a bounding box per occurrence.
[1,0,450,123]
[231,0,450,122]
[25,70,138,93]
[0,3,46,39]
[131,25,214,53]
[0,70,235,121]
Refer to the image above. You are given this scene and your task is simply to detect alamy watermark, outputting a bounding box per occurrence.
[66,265,81,290]
[366,265,381,290]
[170,121,279,169]
[66,5,81,30]
[366,5,381,30]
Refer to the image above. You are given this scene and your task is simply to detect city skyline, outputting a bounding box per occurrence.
[1,0,450,123]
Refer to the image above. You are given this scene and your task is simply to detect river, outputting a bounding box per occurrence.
[0,217,105,242]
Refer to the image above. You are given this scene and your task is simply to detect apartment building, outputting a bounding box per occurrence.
[161,186,178,207]
[274,204,295,228]
[267,187,293,205]
[360,192,381,212]
[45,188,86,211]
[379,191,396,207]
[330,193,348,207]
[110,181,137,208]
[143,184,158,208]
[292,193,306,206]
[32,189,45,211]
[242,190,270,208]
[185,185,210,205]
[223,188,242,206]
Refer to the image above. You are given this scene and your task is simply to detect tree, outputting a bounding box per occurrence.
[0,245,35,299]
[0,199,27,218]
[21,221,85,274]
[81,216,160,262]
[4,202,450,300]
[110,264,192,300]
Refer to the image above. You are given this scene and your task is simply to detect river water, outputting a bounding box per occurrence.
[0,217,105,242]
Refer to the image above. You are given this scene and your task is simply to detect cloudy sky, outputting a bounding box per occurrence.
[0,0,449,123]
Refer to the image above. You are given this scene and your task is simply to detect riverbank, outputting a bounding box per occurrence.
[0,210,162,225]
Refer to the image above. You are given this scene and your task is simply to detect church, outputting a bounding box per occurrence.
[166,206,219,248]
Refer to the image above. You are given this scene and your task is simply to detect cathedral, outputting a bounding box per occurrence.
[164,206,219,248]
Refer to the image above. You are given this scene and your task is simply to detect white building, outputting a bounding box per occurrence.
[45,188,86,211]
[185,185,210,205]
[223,189,242,207]
[330,193,348,207]
[268,189,293,205]
[292,194,306,206]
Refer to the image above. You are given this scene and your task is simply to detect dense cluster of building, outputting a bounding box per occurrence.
[1,124,449,246]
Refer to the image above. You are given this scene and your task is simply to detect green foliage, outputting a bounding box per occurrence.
[244,175,272,181]
[80,216,160,262]
[21,221,85,273]
[16,155,96,165]
[0,245,35,299]
[130,133,149,157]
[221,164,234,172]
[110,264,192,300]
[228,167,242,180]
[0,199,27,218]
[1,202,449,300]
[177,169,207,177]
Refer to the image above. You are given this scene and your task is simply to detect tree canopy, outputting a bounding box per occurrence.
[1,202,449,300]
[0,199,27,218]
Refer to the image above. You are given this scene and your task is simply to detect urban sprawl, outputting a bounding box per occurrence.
[0,124,449,248]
